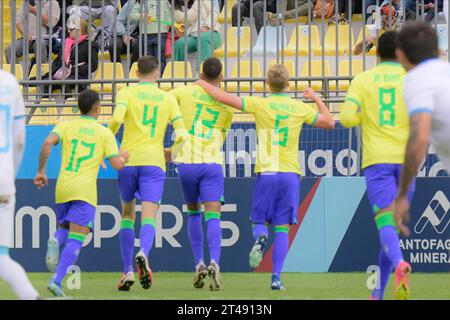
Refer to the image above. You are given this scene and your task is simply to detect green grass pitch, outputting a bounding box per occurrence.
[1,272,449,300]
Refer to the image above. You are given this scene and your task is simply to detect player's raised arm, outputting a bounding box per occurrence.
[303,88,335,129]
[195,79,243,111]
[34,131,60,190]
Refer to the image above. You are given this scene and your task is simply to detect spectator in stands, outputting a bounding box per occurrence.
[5,0,61,64]
[232,0,277,34]
[131,0,171,72]
[40,18,98,96]
[336,0,356,23]
[406,0,444,22]
[267,0,316,26]
[109,0,141,63]
[74,0,116,29]
[173,0,222,63]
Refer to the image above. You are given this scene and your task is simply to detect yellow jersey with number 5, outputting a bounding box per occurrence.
[52,116,119,206]
[110,82,186,170]
[242,94,319,175]
[170,85,234,165]
[340,62,409,169]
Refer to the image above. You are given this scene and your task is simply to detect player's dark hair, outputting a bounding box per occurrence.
[397,21,439,65]
[138,55,160,76]
[202,57,223,81]
[377,31,398,61]
[78,89,100,115]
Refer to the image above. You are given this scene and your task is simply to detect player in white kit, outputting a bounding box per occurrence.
[0,69,39,300]
[395,21,450,237]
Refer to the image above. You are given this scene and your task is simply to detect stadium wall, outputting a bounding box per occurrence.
[10,126,450,273]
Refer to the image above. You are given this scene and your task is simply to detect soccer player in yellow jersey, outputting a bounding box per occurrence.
[109,56,187,291]
[33,90,128,297]
[340,31,414,300]
[169,57,234,291]
[196,64,334,290]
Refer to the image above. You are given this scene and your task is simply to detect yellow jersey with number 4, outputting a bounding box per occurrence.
[110,82,186,170]
[170,85,234,165]
[52,116,119,206]
[242,94,319,175]
[340,62,409,169]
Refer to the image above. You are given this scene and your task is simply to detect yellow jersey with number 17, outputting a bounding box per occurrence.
[170,85,234,165]
[340,62,409,169]
[110,82,186,170]
[242,94,319,175]
[52,116,119,206]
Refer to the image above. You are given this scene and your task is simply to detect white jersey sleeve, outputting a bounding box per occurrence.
[0,70,25,196]
[404,64,436,116]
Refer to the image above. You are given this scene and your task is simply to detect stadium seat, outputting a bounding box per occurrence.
[269,60,301,92]
[129,63,138,80]
[28,100,58,125]
[214,27,251,58]
[91,62,125,93]
[218,0,235,24]
[285,16,309,24]
[252,26,288,56]
[28,64,50,79]
[282,25,321,56]
[226,60,264,93]
[313,24,354,56]
[299,60,331,91]
[354,25,378,56]
[3,64,24,80]
[98,106,113,124]
[160,61,193,91]
[59,99,80,122]
[329,60,365,92]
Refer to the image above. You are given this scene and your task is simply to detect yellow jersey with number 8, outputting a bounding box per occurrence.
[341,62,409,169]
[52,116,119,206]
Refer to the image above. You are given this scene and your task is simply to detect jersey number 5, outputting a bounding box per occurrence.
[379,87,396,127]
[0,105,11,154]
[273,114,289,147]
[65,139,96,173]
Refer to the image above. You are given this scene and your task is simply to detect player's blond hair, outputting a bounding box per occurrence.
[267,64,290,93]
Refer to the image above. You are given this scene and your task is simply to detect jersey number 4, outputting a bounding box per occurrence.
[143,105,159,138]
[379,87,396,127]
[65,139,96,173]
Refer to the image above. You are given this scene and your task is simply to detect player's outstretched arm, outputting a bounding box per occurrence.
[108,149,129,170]
[34,133,60,190]
[304,88,335,129]
[395,112,432,237]
[196,79,243,110]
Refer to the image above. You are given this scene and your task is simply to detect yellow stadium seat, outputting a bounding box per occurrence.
[226,60,264,93]
[285,16,309,24]
[214,27,250,58]
[313,24,354,56]
[91,63,125,93]
[28,100,58,125]
[98,106,113,125]
[59,99,80,122]
[329,60,365,92]
[352,14,363,22]
[354,26,378,56]
[282,25,321,56]
[129,62,138,80]
[269,60,301,92]
[299,60,331,91]
[2,64,24,80]
[218,0,235,24]
[160,61,193,91]
[28,64,50,79]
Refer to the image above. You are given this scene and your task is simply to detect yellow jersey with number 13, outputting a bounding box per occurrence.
[340,62,409,169]
[52,116,119,206]
[242,94,319,175]
[170,85,234,165]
